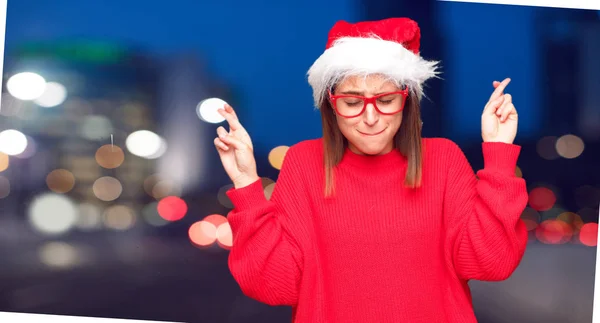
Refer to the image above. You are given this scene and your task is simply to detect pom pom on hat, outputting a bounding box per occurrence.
[307,17,440,109]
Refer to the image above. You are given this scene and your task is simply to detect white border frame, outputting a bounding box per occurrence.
[0,0,597,322]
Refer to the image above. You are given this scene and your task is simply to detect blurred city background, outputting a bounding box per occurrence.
[0,1,598,323]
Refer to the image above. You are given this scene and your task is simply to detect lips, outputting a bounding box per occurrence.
[358,127,387,136]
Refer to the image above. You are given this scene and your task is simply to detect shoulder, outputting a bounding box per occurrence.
[422,137,463,156]
[287,137,323,160]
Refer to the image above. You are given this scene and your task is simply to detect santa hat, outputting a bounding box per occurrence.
[307,17,440,109]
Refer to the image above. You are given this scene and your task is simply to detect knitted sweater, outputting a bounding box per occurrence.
[226,137,528,323]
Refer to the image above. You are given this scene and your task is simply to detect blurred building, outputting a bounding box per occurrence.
[0,40,161,234]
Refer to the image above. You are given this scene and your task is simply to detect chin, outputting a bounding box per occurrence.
[354,142,388,156]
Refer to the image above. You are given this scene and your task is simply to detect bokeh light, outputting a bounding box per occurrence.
[38,242,79,269]
[217,184,234,208]
[520,207,540,231]
[46,169,76,193]
[0,129,28,156]
[555,134,584,159]
[34,82,68,107]
[557,211,584,233]
[264,183,276,200]
[95,144,125,169]
[142,202,169,227]
[535,219,573,244]
[579,223,598,247]
[14,136,37,159]
[0,152,9,172]
[126,130,167,159]
[79,115,114,141]
[93,176,123,201]
[27,193,78,236]
[189,221,218,247]
[196,97,227,123]
[528,186,556,211]
[268,146,289,170]
[515,165,523,178]
[536,136,559,160]
[203,214,228,227]
[75,203,103,230]
[6,72,46,100]
[216,222,233,249]
[103,205,136,231]
[151,180,182,199]
[157,196,187,221]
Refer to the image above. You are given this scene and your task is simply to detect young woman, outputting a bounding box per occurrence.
[214,17,528,323]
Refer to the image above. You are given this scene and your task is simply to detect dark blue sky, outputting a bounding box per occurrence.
[5,1,541,148]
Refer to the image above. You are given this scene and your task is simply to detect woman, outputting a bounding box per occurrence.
[214,18,528,323]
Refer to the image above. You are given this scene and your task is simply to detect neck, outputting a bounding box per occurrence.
[348,142,394,156]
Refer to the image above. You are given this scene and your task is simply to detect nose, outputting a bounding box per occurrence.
[362,102,379,126]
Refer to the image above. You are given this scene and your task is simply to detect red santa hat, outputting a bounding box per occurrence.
[307,17,440,109]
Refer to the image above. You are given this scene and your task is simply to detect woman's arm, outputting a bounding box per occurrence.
[226,145,310,305]
[444,140,528,281]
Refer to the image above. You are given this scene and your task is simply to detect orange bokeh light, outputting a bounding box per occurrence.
[535,219,573,244]
[189,221,217,247]
[216,222,233,250]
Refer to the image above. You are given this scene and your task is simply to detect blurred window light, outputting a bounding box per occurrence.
[38,242,79,269]
[555,134,584,159]
[126,130,166,159]
[6,72,46,100]
[0,129,28,156]
[34,82,68,108]
[536,136,559,160]
[92,176,123,201]
[196,98,227,124]
[79,115,114,141]
[27,193,78,236]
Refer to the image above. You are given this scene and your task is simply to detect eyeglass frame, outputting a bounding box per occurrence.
[327,88,410,118]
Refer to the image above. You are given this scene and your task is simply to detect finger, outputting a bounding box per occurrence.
[217,126,228,138]
[484,94,505,114]
[502,103,516,122]
[219,133,248,151]
[497,94,512,121]
[224,104,239,119]
[493,81,501,88]
[489,78,511,101]
[214,137,229,152]
[218,107,244,131]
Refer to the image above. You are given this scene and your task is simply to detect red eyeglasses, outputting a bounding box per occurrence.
[328,88,409,118]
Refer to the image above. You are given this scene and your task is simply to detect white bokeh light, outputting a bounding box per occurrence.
[0,129,28,156]
[126,130,166,159]
[6,72,47,100]
[27,193,78,236]
[197,98,227,124]
[34,82,68,108]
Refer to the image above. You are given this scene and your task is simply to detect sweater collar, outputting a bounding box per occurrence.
[340,146,407,170]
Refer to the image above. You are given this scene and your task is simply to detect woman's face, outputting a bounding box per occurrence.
[332,74,404,156]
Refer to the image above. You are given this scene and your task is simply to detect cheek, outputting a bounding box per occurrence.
[336,117,359,134]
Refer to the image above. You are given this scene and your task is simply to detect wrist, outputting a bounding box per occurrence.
[233,174,260,189]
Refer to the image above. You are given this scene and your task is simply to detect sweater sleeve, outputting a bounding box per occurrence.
[225,145,310,306]
[444,141,528,281]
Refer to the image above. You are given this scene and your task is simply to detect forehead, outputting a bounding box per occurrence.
[336,74,399,92]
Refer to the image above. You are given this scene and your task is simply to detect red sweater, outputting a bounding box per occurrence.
[226,137,528,323]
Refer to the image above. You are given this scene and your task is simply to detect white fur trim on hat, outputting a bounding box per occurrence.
[307,36,440,109]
